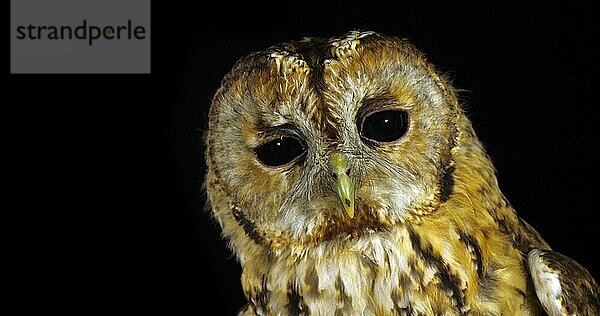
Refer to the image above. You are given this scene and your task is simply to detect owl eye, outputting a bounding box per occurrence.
[359,109,409,144]
[255,136,306,167]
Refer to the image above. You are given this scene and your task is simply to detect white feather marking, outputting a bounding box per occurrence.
[528,250,564,316]
[423,265,437,286]
[389,180,424,219]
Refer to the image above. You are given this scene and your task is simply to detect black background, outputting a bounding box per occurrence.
[7,2,598,314]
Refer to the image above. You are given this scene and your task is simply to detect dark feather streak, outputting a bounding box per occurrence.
[459,232,484,277]
[408,228,466,311]
[231,204,262,243]
[439,164,455,202]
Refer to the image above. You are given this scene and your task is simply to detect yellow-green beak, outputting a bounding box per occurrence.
[331,153,355,218]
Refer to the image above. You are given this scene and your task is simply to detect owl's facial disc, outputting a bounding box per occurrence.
[206,32,464,246]
[331,153,355,218]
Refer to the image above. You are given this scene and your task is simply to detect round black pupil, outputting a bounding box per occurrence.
[361,110,408,143]
[255,136,305,167]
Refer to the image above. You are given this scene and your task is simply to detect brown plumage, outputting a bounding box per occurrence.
[205,31,599,315]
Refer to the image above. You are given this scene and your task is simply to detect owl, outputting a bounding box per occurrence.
[205,31,599,315]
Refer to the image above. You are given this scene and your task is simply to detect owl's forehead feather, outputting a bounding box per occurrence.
[258,32,427,107]
[220,31,436,108]
[264,31,419,74]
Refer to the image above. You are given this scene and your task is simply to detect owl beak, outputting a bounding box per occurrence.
[331,153,355,219]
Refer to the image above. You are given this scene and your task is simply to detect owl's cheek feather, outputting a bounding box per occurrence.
[231,157,294,215]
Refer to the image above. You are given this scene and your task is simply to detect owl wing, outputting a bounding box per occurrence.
[527,248,600,315]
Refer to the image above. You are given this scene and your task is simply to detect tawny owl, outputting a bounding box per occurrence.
[204,31,599,315]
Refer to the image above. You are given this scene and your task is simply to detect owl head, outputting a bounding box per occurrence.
[206,31,480,256]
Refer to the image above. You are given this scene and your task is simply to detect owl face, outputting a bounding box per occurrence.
[207,32,460,249]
